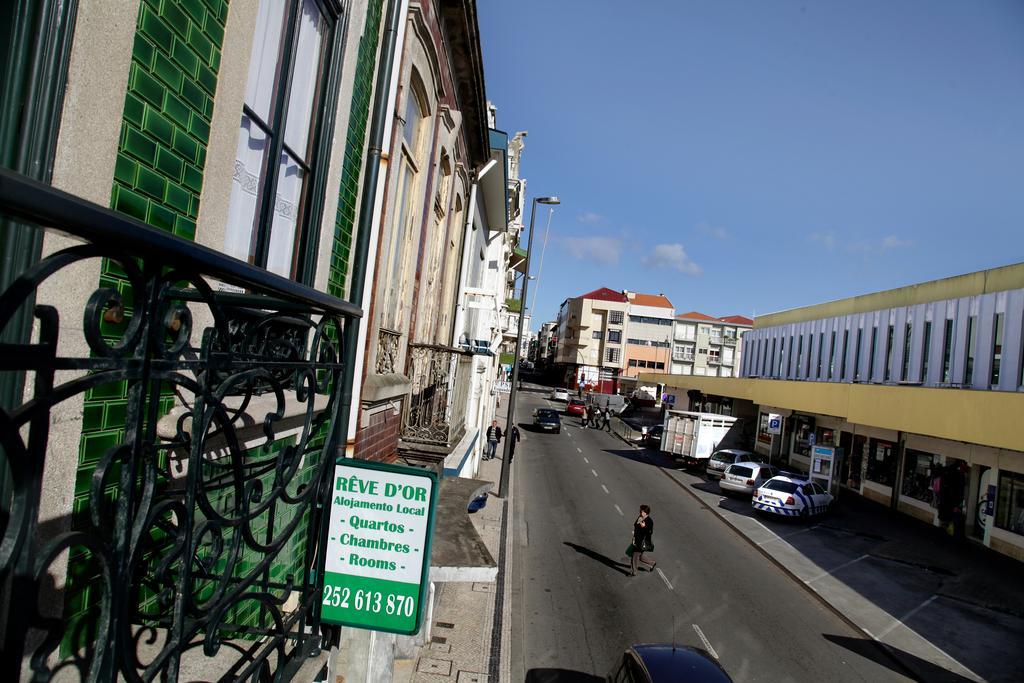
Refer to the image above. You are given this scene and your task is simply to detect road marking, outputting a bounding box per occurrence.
[876,595,937,640]
[692,624,718,659]
[805,554,869,584]
[583,457,589,464]
[656,568,673,590]
[757,527,811,546]
[614,504,624,516]
[591,469,598,477]
[601,484,609,494]
[576,447,582,453]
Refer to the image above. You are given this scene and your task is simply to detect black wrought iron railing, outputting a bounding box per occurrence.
[401,343,470,448]
[0,168,361,681]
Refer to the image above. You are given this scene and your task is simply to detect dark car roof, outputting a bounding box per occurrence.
[536,409,560,420]
[631,644,732,683]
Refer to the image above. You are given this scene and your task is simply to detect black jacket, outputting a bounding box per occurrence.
[632,515,654,548]
[486,425,502,442]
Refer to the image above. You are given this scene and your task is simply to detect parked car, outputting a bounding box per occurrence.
[566,398,586,416]
[640,424,663,446]
[719,462,779,497]
[550,388,570,401]
[752,475,833,519]
[705,448,758,480]
[533,408,562,433]
[606,643,732,682]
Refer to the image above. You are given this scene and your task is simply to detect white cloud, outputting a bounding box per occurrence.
[808,231,838,250]
[577,211,603,224]
[698,222,730,240]
[643,243,702,275]
[881,234,913,249]
[560,236,621,265]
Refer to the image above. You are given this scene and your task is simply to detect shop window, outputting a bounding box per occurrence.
[901,322,912,382]
[942,319,954,383]
[901,449,938,503]
[995,470,1024,535]
[991,312,1003,386]
[792,415,814,457]
[865,438,897,487]
[884,324,894,381]
[757,412,772,446]
[815,427,836,447]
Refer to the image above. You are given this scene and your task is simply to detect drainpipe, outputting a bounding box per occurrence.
[450,157,497,348]
[341,0,408,450]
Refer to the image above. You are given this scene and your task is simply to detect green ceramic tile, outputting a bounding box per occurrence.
[142,107,174,146]
[181,163,202,192]
[82,403,104,433]
[205,18,224,48]
[163,92,191,128]
[172,128,199,164]
[171,37,199,78]
[123,93,145,128]
[196,62,216,96]
[139,5,173,52]
[104,401,128,430]
[188,114,210,142]
[132,36,155,69]
[131,64,164,107]
[165,182,190,213]
[148,202,176,232]
[123,125,157,164]
[114,154,138,185]
[174,214,196,240]
[155,146,184,181]
[181,0,207,28]
[179,78,205,111]
[113,185,148,221]
[135,165,166,200]
[153,52,184,92]
[162,1,191,39]
[189,25,214,64]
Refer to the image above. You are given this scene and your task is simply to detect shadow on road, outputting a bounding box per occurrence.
[601,448,678,469]
[563,541,632,576]
[823,633,975,683]
[525,669,603,683]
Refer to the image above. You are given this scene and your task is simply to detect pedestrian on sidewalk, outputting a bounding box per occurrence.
[581,405,589,429]
[629,504,656,576]
[508,425,521,462]
[602,407,612,432]
[485,420,502,460]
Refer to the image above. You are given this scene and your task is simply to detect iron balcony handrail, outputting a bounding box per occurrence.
[0,167,362,318]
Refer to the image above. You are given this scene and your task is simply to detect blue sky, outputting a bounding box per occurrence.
[477,1,1024,328]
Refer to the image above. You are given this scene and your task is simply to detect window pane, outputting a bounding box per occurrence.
[225,114,270,263]
[403,90,423,151]
[266,150,306,277]
[244,0,288,123]
[284,0,327,157]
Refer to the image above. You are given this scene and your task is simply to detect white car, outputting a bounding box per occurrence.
[550,388,570,401]
[720,462,779,497]
[752,475,833,518]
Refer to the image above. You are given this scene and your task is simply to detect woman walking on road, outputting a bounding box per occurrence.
[629,505,656,576]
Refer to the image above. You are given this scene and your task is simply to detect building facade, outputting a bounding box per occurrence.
[645,263,1024,563]
[623,292,675,377]
[672,312,752,377]
[554,287,629,392]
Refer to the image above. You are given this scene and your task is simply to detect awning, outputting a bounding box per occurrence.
[510,246,527,273]
[428,477,497,582]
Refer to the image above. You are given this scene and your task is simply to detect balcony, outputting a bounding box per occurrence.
[0,168,361,680]
[708,336,724,345]
[401,343,471,449]
[708,358,722,365]
[723,336,738,346]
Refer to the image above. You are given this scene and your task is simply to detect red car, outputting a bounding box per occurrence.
[566,398,587,416]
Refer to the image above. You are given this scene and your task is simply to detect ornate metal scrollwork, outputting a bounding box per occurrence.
[401,344,470,447]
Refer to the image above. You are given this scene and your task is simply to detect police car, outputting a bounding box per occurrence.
[752,475,833,518]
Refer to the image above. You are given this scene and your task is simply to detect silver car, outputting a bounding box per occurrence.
[705,448,757,480]
[720,462,779,496]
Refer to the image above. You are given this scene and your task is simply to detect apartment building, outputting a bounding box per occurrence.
[672,312,753,377]
[623,292,675,377]
[554,287,629,392]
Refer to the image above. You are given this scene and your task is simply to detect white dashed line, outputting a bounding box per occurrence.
[583,457,589,464]
[805,554,869,584]
[591,469,598,477]
[656,568,673,591]
[614,504,624,516]
[692,624,718,659]
[576,447,582,453]
[877,595,938,640]
[601,485,609,494]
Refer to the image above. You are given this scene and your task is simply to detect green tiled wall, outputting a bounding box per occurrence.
[65,0,229,654]
[327,0,385,299]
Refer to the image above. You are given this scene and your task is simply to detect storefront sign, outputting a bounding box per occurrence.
[321,460,438,635]
[495,380,511,393]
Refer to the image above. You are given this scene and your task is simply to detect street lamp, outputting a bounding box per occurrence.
[499,195,559,498]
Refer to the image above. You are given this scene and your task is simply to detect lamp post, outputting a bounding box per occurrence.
[499,195,559,498]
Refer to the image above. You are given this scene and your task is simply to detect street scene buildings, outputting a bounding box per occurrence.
[2,2,1023,683]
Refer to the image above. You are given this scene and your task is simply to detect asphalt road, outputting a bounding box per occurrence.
[510,386,912,683]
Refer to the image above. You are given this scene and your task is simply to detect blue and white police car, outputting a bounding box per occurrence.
[752,475,833,519]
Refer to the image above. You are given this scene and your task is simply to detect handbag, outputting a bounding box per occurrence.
[625,543,635,556]
[643,538,654,552]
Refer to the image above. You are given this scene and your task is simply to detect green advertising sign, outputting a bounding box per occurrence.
[320,459,438,635]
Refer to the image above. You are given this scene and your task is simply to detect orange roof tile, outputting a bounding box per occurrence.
[718,315,753,326]
[676,311,718,321]
[631,293,674,309]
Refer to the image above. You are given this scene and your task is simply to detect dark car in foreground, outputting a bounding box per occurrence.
[533,408,561,433]
[608,644,732,682]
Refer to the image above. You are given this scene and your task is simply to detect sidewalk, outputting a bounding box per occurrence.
[394,443,511,682]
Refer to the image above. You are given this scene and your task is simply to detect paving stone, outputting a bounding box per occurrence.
[417,658,453,675]
[456,671,489,683]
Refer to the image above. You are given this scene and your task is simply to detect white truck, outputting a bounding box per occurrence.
[660,410,739,469]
